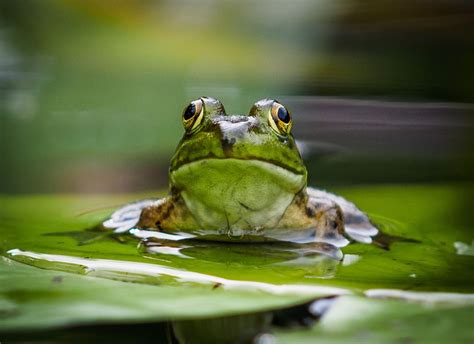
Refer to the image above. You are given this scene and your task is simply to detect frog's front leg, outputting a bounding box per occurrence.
[103,196,198,233]
[307,187,378,244]
[306,195,350,247]
[137,195,199,231]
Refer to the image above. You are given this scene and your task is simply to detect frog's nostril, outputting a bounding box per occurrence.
[221,137,236,156]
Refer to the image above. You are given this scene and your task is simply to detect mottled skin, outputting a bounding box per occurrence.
[104,97,377,245]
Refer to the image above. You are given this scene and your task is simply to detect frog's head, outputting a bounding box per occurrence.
[168,97,307,230]
[170,97,306,175]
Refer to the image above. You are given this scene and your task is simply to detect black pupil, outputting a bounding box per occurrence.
[183,103,196,120]
[277,106,290,123]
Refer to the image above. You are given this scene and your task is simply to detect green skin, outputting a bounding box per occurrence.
[105,97,377,244]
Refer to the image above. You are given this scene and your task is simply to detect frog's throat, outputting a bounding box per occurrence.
[169,158,307,230]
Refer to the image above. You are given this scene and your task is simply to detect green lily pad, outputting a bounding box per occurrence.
[273,296,474,344]
[0,257,322,332]
[0,184,473,333]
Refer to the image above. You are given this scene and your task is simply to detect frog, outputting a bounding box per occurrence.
[103,97,377,248]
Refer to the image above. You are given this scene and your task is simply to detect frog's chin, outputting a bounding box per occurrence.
[169,158,306,231]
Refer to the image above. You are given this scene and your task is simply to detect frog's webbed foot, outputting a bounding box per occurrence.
[102,199,164,233]
[307,187,378,244]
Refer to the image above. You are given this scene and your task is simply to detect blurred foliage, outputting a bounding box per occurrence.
[0,0,473,193]
[304,0,474,101]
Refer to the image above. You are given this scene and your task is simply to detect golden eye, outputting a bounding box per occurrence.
[182,99,204,131]
[268,101,292,135]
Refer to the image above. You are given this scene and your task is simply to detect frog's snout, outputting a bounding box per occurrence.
[214,116,259,154]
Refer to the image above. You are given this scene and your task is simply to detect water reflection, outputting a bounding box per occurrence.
[139,235,340,277]
[42,221,347,281]
[134,228,344,263]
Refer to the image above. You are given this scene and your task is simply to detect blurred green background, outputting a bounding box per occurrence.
[1,0,473,193]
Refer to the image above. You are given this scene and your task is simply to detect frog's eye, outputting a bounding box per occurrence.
[268,101,292,135]
[182,99,204,131]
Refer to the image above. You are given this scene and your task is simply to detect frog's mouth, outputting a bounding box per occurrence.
[172,155,305,176]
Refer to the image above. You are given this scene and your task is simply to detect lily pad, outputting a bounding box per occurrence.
[273,296,474,343]
[0,257,323,331]
[0,184,473,333]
